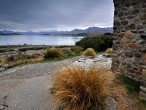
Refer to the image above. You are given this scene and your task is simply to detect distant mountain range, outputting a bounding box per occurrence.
[0,30,21,35]
[0,27,113,35]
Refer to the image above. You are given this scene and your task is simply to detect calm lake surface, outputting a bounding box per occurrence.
[0,35,84,45]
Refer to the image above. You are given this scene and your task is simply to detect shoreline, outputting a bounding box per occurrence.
[0,44,76,47]
[0,45,77,52]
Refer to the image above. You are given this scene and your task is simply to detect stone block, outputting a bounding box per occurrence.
[104,96,118,110]
[144,60,146,65]
[143,54,146,60]
[125,24,136,30]
[140,86,146,93]
[139,91,146,101]
[128,43,138,49]
[121,38,130,44]
[117,33,124,38]
[140,35,146,40]
[0,68,5,72]
[0,64,2,68]
[124,31,132,39]
[134,52,142,58]
[125,51,133,57]
[127,15,135,19]
[142,68,146,79]
[121,20,128,25]
[142,14,146,20]
[143,66,146,69]
[131,9,139,15]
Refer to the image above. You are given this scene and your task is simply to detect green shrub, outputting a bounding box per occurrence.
[64,50,76,57]
[76,35,113,52]
[64,46,83,57]
[52,66,111,110]
[82,48,96,57]
[44,48,63,59]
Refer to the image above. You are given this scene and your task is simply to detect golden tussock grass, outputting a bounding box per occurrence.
[82,48,96,57]
[44,48,64,59]
[105,48,112,54]
[0,56,4,63]
[51,66,113,110]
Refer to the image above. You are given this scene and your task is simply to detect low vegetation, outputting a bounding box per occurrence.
[115,74,146,109]
[0,53,43,69]
[0,46,83,70]
[0,56,4,63]
[105,48,112,54]
[51,66,112,110]
[44,47,83,59]
[70,46,83,54]
[4,55,16,63]
[117,74,140,94]
[76,35,113,52]
[103,48,113,57]
[82,48,96,57]
[44,48,64,59]
[63,46,83,58]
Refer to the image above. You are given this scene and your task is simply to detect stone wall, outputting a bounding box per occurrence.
[112,0,146,79]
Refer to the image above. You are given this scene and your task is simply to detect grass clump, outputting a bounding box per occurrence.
[52,66,111,110]
[105,48,112,54]
[4,55,15,63]
[44,48,64,59]
[0,56,5,63]
[82,48,96,57]
[103,48,113,57]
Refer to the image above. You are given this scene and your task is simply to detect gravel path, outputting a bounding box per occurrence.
[0,57,79,110]
[0,57,79,80]
[6,76,52,110]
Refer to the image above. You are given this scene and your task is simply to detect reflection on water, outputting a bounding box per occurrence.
[0,35,84,45]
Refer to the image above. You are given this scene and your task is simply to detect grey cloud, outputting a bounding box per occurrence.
[0,0,114,31]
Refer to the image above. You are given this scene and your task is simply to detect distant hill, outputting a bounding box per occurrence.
[18,31,40,35]
[69,27,113,34]
[45,27,113,35]
[0,27,113,35]
[45,27,113,34]
[0,30,21,35]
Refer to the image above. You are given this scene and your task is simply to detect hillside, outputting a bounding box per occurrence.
[0,27,113,35]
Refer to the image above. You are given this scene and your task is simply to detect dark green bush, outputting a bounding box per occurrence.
[76,35,113,52]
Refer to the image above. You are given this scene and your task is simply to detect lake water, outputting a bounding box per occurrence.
[0,35,84,45]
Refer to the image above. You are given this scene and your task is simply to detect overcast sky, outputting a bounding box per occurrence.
[0,0,114,31]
